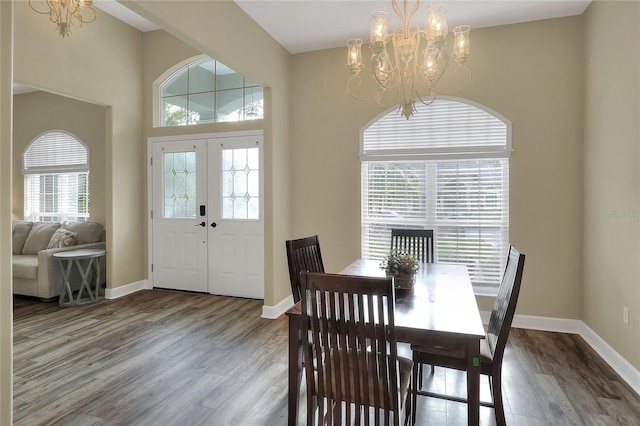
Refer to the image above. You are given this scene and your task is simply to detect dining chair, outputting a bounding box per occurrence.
[410,245,525,426]
[390,229,434,264]
[285,235,325,304]
[300,272,413,426]
[390,228,435,382]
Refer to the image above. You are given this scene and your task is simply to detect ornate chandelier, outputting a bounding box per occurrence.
[346,1,472,119]
[29,0,96,37]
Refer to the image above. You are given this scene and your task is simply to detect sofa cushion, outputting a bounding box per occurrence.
[47,228,77,249]
[12,255,39,280]
[22,222,62,255]
[62,221,103,245]
[12,221,33,255]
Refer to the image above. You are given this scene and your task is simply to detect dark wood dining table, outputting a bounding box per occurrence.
[285,259,486,425]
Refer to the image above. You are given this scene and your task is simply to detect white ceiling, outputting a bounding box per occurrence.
[94,1,591,54]
[234,0,592,54]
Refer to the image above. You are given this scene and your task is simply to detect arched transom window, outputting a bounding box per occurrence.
[23,130,90,222]
[361,98,511,295]
[158,57,263,126]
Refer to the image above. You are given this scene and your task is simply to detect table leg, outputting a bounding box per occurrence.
[75,258,95,302]
[288,314,302,426]
[94,257,102,299]
[466,339,481,425]
[59,259,74,306]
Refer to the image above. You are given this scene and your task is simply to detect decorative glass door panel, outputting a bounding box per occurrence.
[221,147,260,220]
[163,151,197,218]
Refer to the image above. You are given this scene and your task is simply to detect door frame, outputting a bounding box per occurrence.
[147,130,264,293]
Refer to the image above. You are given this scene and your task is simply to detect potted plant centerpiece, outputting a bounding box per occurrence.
[380,251,419,290]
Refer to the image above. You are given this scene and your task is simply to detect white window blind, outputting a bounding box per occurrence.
[23,131,89,174]
[361,99,511,294]
[23,131,90,222]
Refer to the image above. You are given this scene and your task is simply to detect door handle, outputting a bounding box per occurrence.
[195,221,206,227]
[210,222,217,228]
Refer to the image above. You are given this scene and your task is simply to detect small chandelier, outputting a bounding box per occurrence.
[29,0,96,37]
[346,1,472,119]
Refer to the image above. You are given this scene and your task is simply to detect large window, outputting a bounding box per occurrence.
[159,57,263,126]
[361,99,511,295]
[23,131,89,222]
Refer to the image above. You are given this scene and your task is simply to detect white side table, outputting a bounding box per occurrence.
[53,248,106,307]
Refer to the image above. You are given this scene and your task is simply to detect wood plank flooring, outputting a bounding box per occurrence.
[13,290,640,425]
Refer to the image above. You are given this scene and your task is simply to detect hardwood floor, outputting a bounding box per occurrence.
[13,290,640,425]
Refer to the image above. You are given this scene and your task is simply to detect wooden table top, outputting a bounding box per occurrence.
[340,259,485,341]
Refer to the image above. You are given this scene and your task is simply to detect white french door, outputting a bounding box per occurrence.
[208,136,264,298]
[151,140,208,292]
[150,132,264,299]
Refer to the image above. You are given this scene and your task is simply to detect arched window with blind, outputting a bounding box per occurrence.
[23,130,90,222]
[361,98,511,295]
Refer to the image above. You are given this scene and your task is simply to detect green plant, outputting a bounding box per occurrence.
[380,251,419,275]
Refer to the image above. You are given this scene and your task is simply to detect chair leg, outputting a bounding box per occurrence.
[404,374,413,426]
[491,373,506,426]
[412,358,419,425]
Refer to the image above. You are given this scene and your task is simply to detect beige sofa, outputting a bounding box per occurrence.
[12,221,106,300]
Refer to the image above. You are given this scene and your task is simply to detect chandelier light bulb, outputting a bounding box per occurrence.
[453,25,471,64]
[346,38,364,75]
[426,5,448,45]
[370,10,389,43]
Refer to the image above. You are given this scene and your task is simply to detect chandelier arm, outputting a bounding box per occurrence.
[415,92,437,106]
[29,0,52,15]
[406,0,421,34]
[376,89,401,108]
[391,1,406,32]
[429,66,473,95]
[77,8,97,24]
[346,76,388,102]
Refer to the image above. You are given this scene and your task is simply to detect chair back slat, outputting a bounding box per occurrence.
[286,235,325,303]
[390,229,434,263]
[300,272,402,425]
[486,246,526,363]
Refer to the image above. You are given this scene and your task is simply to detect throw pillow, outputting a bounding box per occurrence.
[12,221,34,255]
[47,228,77,249]
[21,222,61,255]
[62,221,104,245]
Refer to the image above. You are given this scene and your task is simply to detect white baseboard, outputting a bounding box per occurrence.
[512,313,583,334]
[482,312,640,396]
[578,322,640,395]
[262,295,294,319]
[104,279,150,299]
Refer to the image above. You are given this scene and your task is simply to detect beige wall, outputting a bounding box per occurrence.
[290,16,585,317]
[583,0,640,369]
[12,91,107,224]
[13,1,145,289]
[128,0,292,306]
[0,2,13,424]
